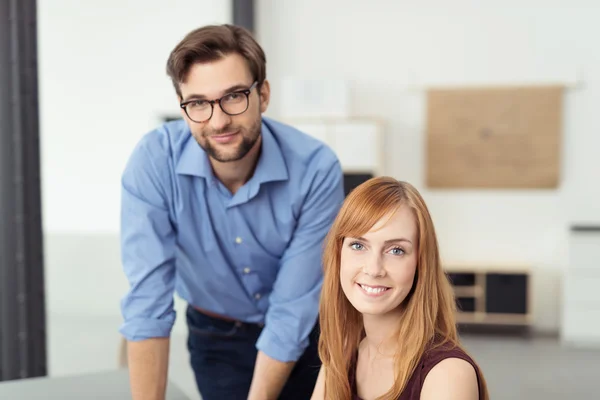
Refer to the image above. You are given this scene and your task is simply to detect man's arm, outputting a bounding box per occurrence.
[247,351,295,400]
[248,153,345,400]
[127,338,170,400]
[120,134,178,400]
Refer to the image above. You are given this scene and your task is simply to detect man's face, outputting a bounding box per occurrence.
[178,53,270,163]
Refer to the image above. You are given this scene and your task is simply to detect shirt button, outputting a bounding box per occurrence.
[243,267,251,274]
[235,237,242,244]
[254,293,261,300]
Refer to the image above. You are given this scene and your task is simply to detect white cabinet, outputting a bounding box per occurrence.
[284,118,385,196]
[561,226,600,348]
[284,117,385,194]
[328,121,383,173]
[284,118,385,176]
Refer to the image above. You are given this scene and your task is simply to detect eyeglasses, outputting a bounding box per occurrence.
[180,81,258,123]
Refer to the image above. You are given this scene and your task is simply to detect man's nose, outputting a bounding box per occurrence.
[209,103,232,131]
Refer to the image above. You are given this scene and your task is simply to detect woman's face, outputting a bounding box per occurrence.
[340,206,418,316]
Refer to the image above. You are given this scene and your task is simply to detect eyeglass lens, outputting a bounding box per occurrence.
[185,92,249,122]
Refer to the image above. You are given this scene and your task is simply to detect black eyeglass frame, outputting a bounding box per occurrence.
[179,81,259,123]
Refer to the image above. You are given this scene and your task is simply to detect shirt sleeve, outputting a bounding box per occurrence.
[255,152,345,362]
[118,135,177,341]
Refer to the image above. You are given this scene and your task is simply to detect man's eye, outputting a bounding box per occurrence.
[223,93,243,102]
[187,100,208,108]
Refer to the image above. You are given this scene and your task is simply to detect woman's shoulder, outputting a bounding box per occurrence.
[422,340,475,368]
[418,341,482,400]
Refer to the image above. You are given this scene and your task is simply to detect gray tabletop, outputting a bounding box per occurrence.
[0,368,191,399]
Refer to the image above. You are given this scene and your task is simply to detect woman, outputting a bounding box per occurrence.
[312,177,489,400]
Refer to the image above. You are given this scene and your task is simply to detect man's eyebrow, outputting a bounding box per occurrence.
[182,83,251,102]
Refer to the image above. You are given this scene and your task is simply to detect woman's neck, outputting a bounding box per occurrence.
[361,311,402,360]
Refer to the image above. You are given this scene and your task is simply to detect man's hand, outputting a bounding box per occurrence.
[247,350,296,400]
[127,337,170,400]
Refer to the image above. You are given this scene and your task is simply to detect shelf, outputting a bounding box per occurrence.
[447,264,533,328]
[570,224,600,233]
[453,286,483,298]
[445,263,531,274]
[457,312,532,326]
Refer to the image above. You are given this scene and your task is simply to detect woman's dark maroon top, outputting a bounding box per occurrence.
[349,342,484,400]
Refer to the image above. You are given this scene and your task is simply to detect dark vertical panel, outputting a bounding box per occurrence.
[0,0,47,382]
[232,0,255,33]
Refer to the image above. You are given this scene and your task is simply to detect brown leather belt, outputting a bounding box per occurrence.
[193,306,265,327]
[193,306,238,322]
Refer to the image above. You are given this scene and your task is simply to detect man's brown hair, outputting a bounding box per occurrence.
[166,24,266,98]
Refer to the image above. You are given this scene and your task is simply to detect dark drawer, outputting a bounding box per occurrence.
[456,297,476,312]
[485,273,528,314]
[447,272,476,287]
[343,173,374,196]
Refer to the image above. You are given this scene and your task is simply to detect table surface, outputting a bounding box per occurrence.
[0,368,191,400]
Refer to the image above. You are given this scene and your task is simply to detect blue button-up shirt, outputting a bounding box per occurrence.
[119,117,344,362]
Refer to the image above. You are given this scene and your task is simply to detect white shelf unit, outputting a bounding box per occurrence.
[444,263,533,327]
[284,117,386,195]
[561,225,600,348]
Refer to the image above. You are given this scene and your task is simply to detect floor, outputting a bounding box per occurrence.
[44,314,600,399]
[460,333,600,399]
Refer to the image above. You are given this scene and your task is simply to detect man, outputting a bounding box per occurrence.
[119,24,345,400]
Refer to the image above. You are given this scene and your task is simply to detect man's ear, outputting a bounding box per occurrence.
[259,79,271,113]
[177,94,187,120]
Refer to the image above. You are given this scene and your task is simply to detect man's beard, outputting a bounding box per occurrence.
[196,117,261,163]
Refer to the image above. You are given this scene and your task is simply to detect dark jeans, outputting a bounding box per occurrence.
[186,305,321,400]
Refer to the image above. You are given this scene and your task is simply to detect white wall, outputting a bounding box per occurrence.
[39,0,232,233]
[38,0,600,350]
[38,0,232,351]
[257,0,600,333]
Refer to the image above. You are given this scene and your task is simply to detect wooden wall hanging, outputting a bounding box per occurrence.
[426,85,563,189]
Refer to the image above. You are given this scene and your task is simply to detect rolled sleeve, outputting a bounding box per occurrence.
[256,154,344,362]
[119,134,177,341]
[256,310,314,362]
[120,315,176,341]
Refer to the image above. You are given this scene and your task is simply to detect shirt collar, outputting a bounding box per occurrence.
[176,118,289,184]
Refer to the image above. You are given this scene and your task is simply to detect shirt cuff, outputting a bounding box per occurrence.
[119,312,176,341]
[255,325,308,363]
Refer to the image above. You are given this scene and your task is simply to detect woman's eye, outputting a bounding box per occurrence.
[350,242,364,251]
[389,247,404,256]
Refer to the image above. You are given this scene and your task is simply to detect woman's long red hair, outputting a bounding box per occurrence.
[318,176,489,399]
